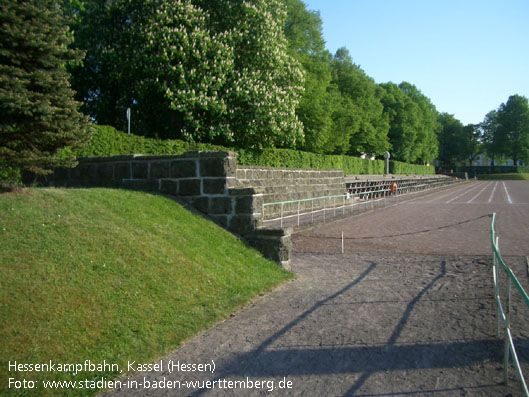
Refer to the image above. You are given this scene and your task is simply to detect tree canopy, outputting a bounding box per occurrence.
[59,0,447,161]
[495,95,529,165]
[283,0,335,154]
[67,0,304,149]
[13,0,527,176]
[380,82,439,164]
[0,0,90,176]
[330,48,390,157]
[436,113,466,167]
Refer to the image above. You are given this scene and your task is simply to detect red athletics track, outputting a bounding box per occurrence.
[290,180,529,395]
[293,180,529,259]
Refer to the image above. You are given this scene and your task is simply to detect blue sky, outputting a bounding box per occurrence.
[302,0,529,125]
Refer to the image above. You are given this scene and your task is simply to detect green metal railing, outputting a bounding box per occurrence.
[491,213,529,395]
[261,180,453,227]
[262,190,388,227]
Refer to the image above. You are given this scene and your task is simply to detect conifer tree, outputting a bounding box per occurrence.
[0,0,90,177]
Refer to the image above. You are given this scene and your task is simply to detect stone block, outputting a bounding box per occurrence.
[203,178,226,195]
[161,179,178,195]
[97,164,114,181]
[209,215,229,228]
[200,156,236,177]
[236,169,247,180]
[245,228,293,266]
[177,151,201,158]
[123,179,156,191]
[192,197,210,214]
[228,214,261,234]
[52,167,70,185]
[132,163,148,179]
[69,166,81,180]
[209,197,233,215]
[236,195,263,215]
[178,179,201,196]
[150,161,170,178]
[199,150,238,158]
[171,160,197,178]
[115,163,131,179]
[79,164,97,182]
[229,187,262,196]
[252,227,293,237]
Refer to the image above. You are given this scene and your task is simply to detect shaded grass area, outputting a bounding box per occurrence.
[477,173,529,180]
[0,188,292,396]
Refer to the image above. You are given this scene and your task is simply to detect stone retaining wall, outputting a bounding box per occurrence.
[46,151,346,268]
[233,166,345,220]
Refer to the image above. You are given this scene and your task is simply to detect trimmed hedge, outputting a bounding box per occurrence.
[236,148,387,175]
[70,125,228,157]
[456,165,529,175]
[390,161,433,175]
[64,125,435,175]
[477,173,529,180]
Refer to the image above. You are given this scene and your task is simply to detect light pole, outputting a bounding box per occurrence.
[384,151,390,175]
[126,107,131,135]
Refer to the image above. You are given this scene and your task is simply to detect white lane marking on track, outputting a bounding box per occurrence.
[488,182,498,203]
[502,182,513,204]
[425,182,476,203]
[445,182,484,203]
[466,182,492,203]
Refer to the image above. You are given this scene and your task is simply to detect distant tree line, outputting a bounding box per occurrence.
[283,0,440,164]
[436,94,529,168]
[2,0,528,179]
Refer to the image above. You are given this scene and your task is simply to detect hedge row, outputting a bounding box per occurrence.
[236,148,388,175]
[64,125,435,175]
[390,161,433,175]
[477,173,529,180]
[455,165,529,175]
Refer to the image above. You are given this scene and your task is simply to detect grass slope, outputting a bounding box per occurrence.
[0,188,292,396]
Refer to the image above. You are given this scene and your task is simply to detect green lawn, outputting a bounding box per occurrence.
[0,188,292,396]
[477,173,529,180]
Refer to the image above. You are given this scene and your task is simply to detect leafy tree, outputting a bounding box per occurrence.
[135,0,234,142]
[212,0,305,149]
[283,0,326,56]
[461,124,482,166]
[398,82,439,163]
[283,0,335,153]
[437,116,482,168]
[380,82,419,163]
[436,113,465,167]
[0,0,90,177]
[69,0,304,149]
[330,48,389,156]
[67,0,230,141]
[495,94,529,165]
[480,110,500,166]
